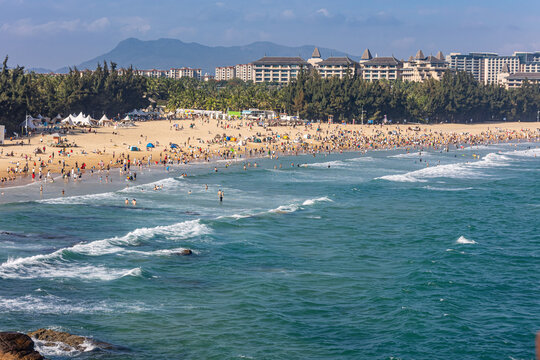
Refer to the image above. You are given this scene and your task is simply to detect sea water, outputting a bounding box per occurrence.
[0,143,538,359]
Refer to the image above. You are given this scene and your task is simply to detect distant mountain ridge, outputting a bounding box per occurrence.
[53,38,361,74]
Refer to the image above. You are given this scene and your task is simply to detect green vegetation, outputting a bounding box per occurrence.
[0,57,147,133]
[1,56,539,134]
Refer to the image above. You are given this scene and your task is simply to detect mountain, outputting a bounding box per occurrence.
[27,67,54,74]
[62,38,361,75]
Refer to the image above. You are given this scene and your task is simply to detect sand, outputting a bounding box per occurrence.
[0,119,538,186]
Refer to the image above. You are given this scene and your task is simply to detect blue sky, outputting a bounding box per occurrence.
[1,0,539,69]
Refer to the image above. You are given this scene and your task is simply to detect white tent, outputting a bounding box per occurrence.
[98,114,112,126]
[61,115,74,126]
[20,115,41,129]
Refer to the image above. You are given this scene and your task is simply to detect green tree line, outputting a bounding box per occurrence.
[2,56,540,134]
[0,56,147,133]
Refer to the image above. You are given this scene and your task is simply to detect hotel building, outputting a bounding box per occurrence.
[235,64,254,82]
[252,57,309,84]
[402,50,447,82]
[215,66,236,81]
[361,56,403,81]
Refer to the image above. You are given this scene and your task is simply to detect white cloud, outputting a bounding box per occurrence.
[118,17,151,35]
[281,9,295,20]
[316,8,330,18]
[0,17,111,36]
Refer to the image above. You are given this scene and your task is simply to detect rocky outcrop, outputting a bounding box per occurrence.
[27,329,113,353]
[0,332,44,360]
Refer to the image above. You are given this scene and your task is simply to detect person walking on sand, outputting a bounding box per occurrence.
[218,189,223,203]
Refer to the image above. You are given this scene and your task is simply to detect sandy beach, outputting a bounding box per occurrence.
[0,119,538,186]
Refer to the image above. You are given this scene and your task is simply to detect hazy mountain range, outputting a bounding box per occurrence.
[29,38,361,75]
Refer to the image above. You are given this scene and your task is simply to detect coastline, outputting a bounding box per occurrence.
[0,119,538,191]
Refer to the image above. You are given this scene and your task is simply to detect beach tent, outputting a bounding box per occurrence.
[20,115,40,129]
[122,115,131,121]
[61,115,74,126]
[170,143,179,149]
[146,143,155,148]
[129,146,140,151]
[98,114,112,126]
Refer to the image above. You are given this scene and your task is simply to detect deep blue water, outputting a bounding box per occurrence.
[0,143,539,359]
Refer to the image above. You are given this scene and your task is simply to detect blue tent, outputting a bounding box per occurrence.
[146,143,155,148]
[130,146,140,151]
[170,143,179,149]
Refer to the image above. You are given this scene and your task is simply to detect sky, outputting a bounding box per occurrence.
[1,0,540,70]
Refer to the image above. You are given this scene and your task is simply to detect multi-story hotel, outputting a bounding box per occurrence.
[448,51,540,85]
[314,56,360,79]
[361,56,403,81]
[168,67,202,80]
[134,67,201,80]
[215,66,236,81]
[252,57,309,84]
[402,50,447,82]
[235,64,253,82]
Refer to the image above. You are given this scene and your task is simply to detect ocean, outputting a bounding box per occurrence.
[0,143,538,359]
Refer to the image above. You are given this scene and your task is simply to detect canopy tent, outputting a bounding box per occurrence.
[20,115,42,129]
[98,114,112,126]
[146,143,155,148]
[61,115,74,126]
[122,115,131,121]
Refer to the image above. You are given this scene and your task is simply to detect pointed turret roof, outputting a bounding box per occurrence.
[435,51,444,60]
[361,48,373,60]
[501,63,510,73]
[415,50,425,60]
[311,47,321,58]
[408,56,414,61]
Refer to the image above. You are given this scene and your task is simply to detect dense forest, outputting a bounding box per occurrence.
[0,57,147,133]
[1,56,540,134]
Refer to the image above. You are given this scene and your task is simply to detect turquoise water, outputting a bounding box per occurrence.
[0,143,539,359]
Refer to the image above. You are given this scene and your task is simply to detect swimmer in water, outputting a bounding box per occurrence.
[125,198,129,205]
[205,184,208,191]
[132,199,137,206]
[218,189,223,202]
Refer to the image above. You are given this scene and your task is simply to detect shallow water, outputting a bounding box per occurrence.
[0,143,539,359]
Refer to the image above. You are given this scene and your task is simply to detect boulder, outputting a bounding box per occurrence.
[0,332,44,360]
[27,329,113,352]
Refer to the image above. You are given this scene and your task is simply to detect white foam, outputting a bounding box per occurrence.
[302,196,333,206]
[424,186,473,192]
[307,160,349,168]
[39,191,119,205]
[33,338,97,357]
[456,236,476,244]
[389,152,432,159]
[0,220,209,280]
[501,148,540,158]
[0,294,148,314]
[347,156,374,162]
[118,176,183,193]
[269,204,299,213]
[379,152,510,183]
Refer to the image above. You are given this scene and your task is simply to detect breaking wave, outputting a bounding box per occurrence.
[0,219,209,280]
[456,236,477,244]
[378,152,511,182]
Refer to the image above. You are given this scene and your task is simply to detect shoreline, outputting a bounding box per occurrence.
[0,139,537,205]
[0,119,538,190]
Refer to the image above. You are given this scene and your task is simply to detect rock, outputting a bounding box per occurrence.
[0,332,44,360]
[179,249,193,256]
[27,329,113,352]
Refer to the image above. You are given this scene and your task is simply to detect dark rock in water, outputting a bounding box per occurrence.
[27,329,114,352]
[0,332,44,360]
[173,249,193,256]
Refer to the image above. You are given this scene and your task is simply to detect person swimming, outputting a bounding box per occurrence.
[132,199,137,206]
[218,189,223,202]
[125,198,129,205]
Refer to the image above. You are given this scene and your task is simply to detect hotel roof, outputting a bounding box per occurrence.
[252,57,309,65]
[507,72,540,80]
[317,57,358,66]
[362,57,402,66]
